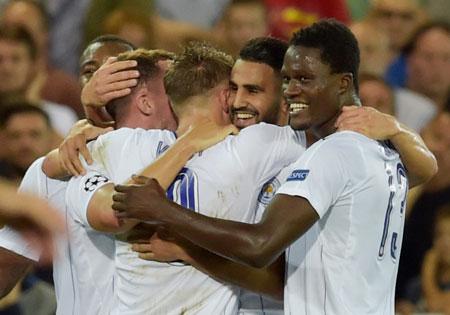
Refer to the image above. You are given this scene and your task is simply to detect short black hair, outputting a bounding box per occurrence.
[402,21,450,56]
[0,99,51,128]
[290,19,360,92]
[0,24,37,59]
[86,34,137,51]
[238,37,288,74]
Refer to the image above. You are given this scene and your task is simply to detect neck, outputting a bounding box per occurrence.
[313,92,361,139]
[174,96,211,136]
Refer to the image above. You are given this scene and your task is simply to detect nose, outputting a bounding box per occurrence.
[283,79,301,99]
[232,89,247,109]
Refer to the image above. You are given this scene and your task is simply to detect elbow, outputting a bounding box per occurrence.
[241,233,279,268]
[410,155,438,188]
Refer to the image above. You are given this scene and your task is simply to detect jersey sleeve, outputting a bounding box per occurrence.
[276,139,349,218]
[18,157,46,195]
[0,226,40,261]
[233,123,306,184]
[66,169,110,228]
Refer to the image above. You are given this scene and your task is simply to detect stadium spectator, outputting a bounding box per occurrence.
[1,0,83,116]
[397,96,450,307]
[359,73,395,115]
[0,101,54,184]
[0,24,77,136]
[215,0,268,57]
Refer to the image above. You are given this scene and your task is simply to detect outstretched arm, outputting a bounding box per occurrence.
[114,177,318,268]
[336,106,437,187]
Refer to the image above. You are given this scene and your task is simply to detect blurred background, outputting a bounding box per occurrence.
[0,0,448,314]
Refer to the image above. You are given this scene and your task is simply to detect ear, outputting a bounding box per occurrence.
[338,73,353,95]
[135,87,154,116]
[218,87,230,114]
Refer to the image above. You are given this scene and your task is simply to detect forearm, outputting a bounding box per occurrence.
[138,136,196,189]
[42,149,69,179]
[0,248,32,298]
[159,202,279,267]
[184,243,284,300]
[390,124,437,188]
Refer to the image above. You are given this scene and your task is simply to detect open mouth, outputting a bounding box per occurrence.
[289,103,309,114]
[233,111,257,120]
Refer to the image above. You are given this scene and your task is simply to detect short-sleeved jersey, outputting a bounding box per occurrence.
[65,157,116,315]
[276,131,408,315]
[68,124,306,315]
[0,157,75,315]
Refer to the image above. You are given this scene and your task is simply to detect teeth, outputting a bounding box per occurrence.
[235,112,255,119]
[289,103,308,113]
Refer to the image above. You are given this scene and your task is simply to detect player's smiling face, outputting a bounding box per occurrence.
[282,46,342,133]
[229,59,281,129]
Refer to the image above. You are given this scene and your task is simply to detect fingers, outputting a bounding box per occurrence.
[132,243,152,253]
[114,184,132,193]
[138,252,155,261]
[59,147,81,176]
[131,174,152,185]
[227,124,239,135]
[60,136,87,176]
[105,60,138,75]
[112,192,126,203]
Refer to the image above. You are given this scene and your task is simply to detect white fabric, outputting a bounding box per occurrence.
[238,165,296,314]
[65,165,116,315]
[277,131,408,315]
[72,124,306,315]
[42,100,78,136]
[0,157,75,315]
[394,88,437,133]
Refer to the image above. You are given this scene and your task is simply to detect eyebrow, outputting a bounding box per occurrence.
[243,84,264,92]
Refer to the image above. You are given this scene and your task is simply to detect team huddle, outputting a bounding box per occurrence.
[0,20,437,315]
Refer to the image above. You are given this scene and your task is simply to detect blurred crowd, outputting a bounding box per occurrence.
[0,0,448,314]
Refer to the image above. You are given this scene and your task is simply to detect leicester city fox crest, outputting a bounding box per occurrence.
[258,177,281,205]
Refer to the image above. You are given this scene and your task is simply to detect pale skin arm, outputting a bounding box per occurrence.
[42,119,113,178]
[336,106,437,188]
[87,121,238,233]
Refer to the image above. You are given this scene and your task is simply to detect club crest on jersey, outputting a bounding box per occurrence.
[84,174,109,192]
[287,169,309,181]
[258,177,281,205]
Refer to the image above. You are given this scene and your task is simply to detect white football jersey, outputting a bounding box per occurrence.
[73,124,306,315]
[65,159,116,315]
[276,131,408,315]
[238,165,295,315]
[0,157,75,315]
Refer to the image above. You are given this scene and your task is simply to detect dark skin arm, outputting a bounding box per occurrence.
[113,177,319,268]
[0,248,32,298]
[133,231,285,300]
